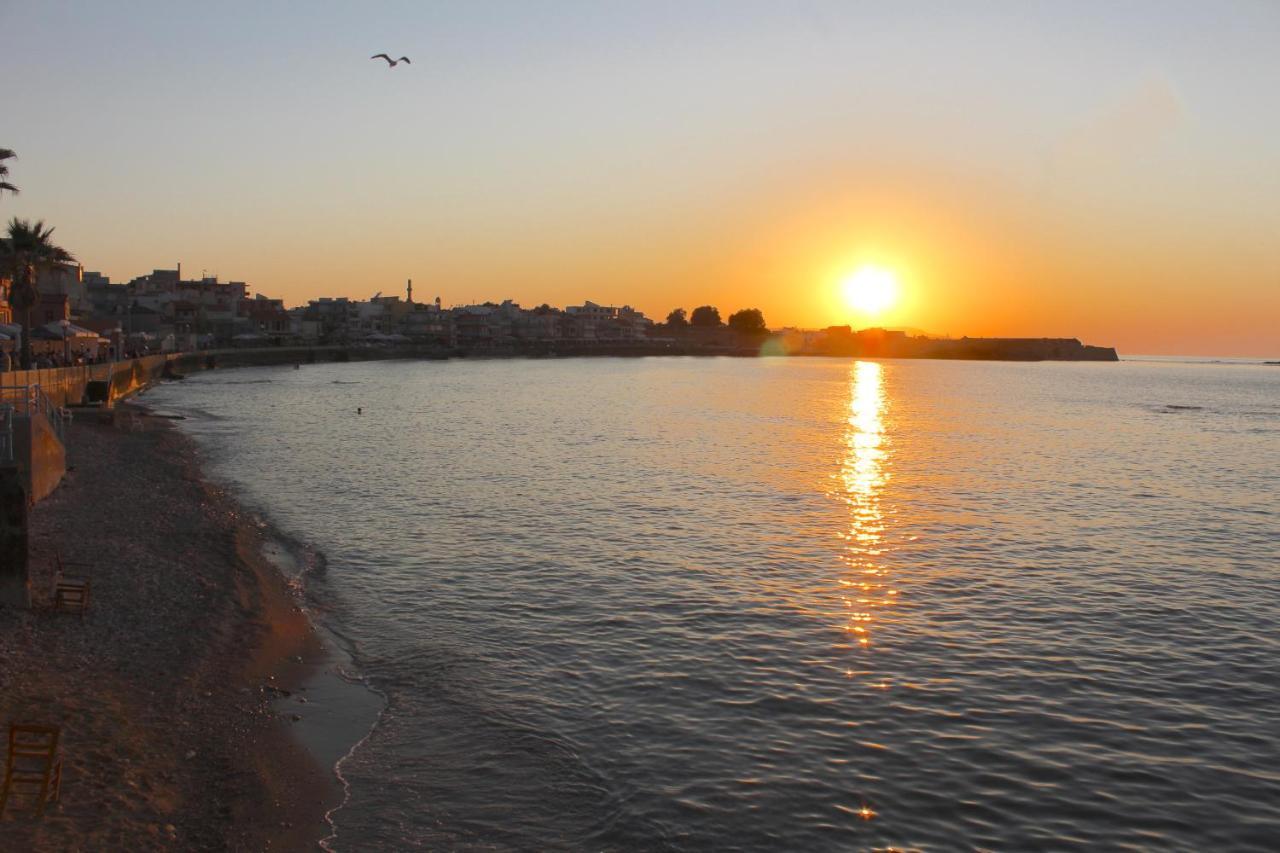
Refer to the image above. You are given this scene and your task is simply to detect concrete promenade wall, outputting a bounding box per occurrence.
[0,345,443,411]
[12,413,67,503]
[1,354,171,407]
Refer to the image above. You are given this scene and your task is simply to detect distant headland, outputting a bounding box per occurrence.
[762,326,1119,361]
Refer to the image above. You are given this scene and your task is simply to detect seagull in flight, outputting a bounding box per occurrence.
[372,53,411,67]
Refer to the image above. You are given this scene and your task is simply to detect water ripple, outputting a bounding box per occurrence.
[147,357,1280,851]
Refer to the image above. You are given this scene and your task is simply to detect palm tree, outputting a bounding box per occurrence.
[3,218,76,369]
[0,149,17,199]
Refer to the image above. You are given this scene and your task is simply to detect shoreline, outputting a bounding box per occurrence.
[0,402,363,850]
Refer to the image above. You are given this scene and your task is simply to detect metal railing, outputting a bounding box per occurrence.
[0,384,67,446]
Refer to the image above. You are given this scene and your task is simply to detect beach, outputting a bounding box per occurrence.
[0,405,336,850]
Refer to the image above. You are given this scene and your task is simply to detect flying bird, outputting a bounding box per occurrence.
[371,54,411,67]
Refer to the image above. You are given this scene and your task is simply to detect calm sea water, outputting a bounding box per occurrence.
[147,357,1279,851]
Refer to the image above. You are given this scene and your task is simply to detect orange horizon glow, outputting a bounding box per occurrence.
[3,5,1278,358]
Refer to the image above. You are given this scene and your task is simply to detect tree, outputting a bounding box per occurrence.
[3,218,76,368]
[665,307,687,327]
[728,308,767,335]
[690,305,721,327]
[0,149,16,199]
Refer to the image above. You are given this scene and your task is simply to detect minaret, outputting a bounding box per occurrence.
[406,278,413,303]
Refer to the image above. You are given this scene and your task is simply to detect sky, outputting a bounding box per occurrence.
[1,1,1277,356]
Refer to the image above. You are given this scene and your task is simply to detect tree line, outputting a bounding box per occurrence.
[663,306,767,335]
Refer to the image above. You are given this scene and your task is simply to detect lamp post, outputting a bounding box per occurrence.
[60,318,70,366]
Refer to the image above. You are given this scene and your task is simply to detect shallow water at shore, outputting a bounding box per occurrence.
[146,356,1280,850]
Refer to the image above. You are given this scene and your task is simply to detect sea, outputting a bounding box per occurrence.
[145,356,1280,851]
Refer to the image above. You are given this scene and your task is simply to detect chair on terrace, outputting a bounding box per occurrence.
[51,550,91,620]
[0,724,63,817]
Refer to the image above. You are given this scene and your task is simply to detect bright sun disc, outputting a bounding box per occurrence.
[841,266,899,316]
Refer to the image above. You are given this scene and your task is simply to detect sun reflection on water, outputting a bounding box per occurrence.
[831,361,897,825]
[835,361,896,668]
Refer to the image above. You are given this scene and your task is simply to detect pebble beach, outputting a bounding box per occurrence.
[0,404,336,850]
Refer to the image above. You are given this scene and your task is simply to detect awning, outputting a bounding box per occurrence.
[41,322,101,338]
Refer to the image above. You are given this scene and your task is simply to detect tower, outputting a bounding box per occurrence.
[406,278,413,303]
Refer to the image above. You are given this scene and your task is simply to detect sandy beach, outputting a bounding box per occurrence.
[0,405,337,850]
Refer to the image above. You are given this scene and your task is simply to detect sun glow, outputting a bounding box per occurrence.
[840,266,900,317]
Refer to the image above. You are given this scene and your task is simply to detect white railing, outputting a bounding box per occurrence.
[0,384,66,446]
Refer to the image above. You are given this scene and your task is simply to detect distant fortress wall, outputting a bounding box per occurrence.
[799,330,1119,361]
[918,337,1119,361]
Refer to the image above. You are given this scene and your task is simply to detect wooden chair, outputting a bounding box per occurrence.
[0,724,63,817]
[51,551,91,620]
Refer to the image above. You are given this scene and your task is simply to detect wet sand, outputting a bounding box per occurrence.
[0,406,338,850]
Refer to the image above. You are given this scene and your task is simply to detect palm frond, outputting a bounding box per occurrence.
[4,217,75,263]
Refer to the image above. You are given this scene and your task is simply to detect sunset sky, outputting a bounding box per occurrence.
[1,1,1277,356]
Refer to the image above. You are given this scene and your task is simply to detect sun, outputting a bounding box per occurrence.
[841,266,899,317]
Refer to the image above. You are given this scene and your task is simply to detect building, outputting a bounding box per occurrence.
[402,299,454,345]
[35,261,87,314]
[563,301,650,341]
[512,304,562,342]
[453,303,513,347]
[240,294,291,338]
[300,297,359,341]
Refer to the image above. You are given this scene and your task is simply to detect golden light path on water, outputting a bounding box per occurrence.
[832,361,898,826]
[836,361,898,691]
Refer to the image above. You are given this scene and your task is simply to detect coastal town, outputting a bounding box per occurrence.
[0,256,1118,365]
[4,261,672,360]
